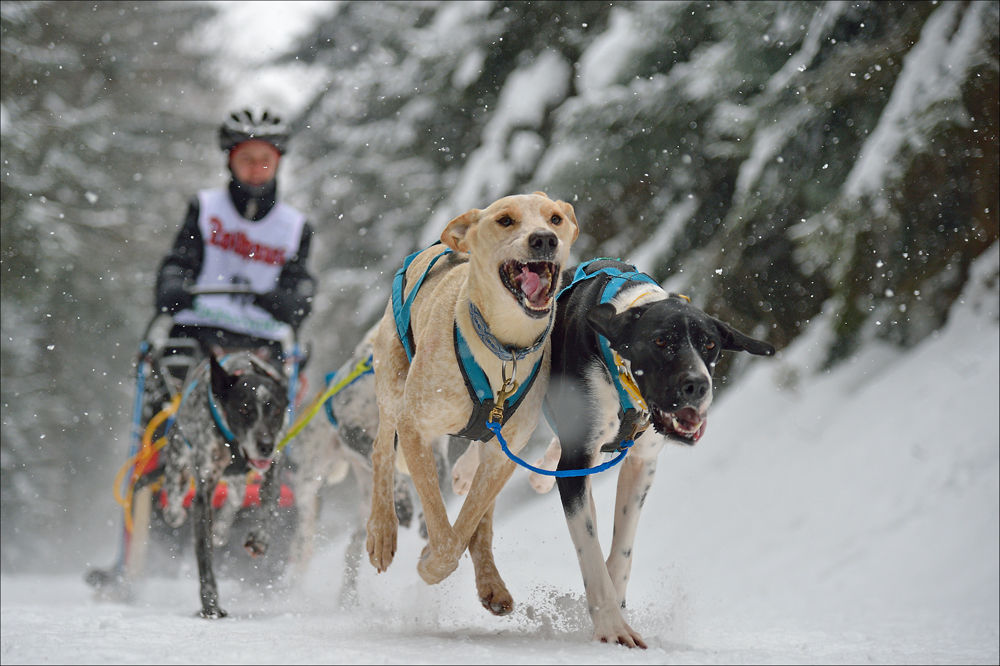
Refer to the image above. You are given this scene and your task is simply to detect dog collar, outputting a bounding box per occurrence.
[468,301,552,362]
[559,259,661,452]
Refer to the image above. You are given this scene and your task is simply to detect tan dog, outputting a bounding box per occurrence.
[366,192,578,614]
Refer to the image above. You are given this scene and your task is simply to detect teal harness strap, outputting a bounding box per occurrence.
[389,243,544,442]
[452,323,543,441]
[392,244,453,362]
[207,387,235,443]
[556,259,659,453]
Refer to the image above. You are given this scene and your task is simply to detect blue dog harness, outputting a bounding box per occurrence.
[391,244,546,442]
[497,259,662,479]
[557,259,659,454]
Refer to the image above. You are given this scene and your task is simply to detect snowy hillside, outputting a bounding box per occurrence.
[3,247,996,664]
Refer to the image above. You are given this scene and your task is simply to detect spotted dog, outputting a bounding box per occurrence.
[160,352,289,618]
[537,259,775,647]
[367,192,578,615]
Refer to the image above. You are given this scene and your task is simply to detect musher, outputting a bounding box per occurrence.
[86,108,317,596]
[155,108,316,357]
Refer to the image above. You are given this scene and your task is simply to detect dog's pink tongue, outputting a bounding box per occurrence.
[519,266,545,305]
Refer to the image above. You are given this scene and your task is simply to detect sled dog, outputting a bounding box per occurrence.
[366,192,578,614]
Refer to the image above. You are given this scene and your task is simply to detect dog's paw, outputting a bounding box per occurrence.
[365,514,398,572]
[244,532,269,558]
[528,466,556,494]
[450,445,479,496]
[162,504,187,529]
[85,568,134,603]
[198,606,229,620]
[477,580,514,616]
[592,618,647,649]
[528,437,560,493]
[416,542,460,585]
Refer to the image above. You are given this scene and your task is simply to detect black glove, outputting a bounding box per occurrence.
[254,278,314,329]
[254,290,286,318]
[155,265,194,314]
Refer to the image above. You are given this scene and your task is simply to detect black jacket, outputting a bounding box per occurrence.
[155,178,316,330]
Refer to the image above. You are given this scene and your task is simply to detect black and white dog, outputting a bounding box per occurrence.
[160,352,289,618]
[540,259,775,647]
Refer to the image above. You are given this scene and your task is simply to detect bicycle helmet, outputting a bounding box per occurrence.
[219,108,291,154]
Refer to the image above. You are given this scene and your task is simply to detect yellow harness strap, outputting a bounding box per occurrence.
[277,355,374,452]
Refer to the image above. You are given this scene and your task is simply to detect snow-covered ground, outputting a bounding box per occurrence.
[3,248,997,663]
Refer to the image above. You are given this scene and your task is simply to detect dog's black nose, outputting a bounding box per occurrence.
[257,440,274,458]
[681,374,709,400]
[528,231,558,255]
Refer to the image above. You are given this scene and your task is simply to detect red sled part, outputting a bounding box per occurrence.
[159,482,295,510]
[141,450,161,475]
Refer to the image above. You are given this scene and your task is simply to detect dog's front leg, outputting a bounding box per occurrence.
[467,500,514,615]
[557,466,647,648]
[395,414,460,585]
[605,452,657,609]
[245,461,279,558]
[213,476,245,547]
[193,473,226,618]
[162,434,191,529]
[366,418,400,572]
[450,438,518,602]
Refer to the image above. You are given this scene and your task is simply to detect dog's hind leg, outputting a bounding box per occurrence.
[192,474,227,618]
[342,455,373,605]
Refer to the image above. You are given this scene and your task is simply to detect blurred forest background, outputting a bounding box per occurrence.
[2,0,997,572]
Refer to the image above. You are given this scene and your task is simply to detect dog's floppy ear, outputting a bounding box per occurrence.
[441,209,480,253]
[586,302,648,348]
[209,354,235,396]
[714,319,776,356]
[555,199,580,243]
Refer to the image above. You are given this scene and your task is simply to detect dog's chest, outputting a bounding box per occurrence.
[176,381,237,471]
[583,361,625,450]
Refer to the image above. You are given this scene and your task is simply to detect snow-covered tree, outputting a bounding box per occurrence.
[1,0,222,569]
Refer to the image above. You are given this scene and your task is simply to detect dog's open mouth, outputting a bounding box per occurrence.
[499,260,559,317]
[243,449,274,471]
[650,405,706,445]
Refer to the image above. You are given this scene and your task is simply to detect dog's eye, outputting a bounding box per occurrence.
[655,338,667,348]
[550,214,562,226]
[706,341,716,351]
[497,215,514,227]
